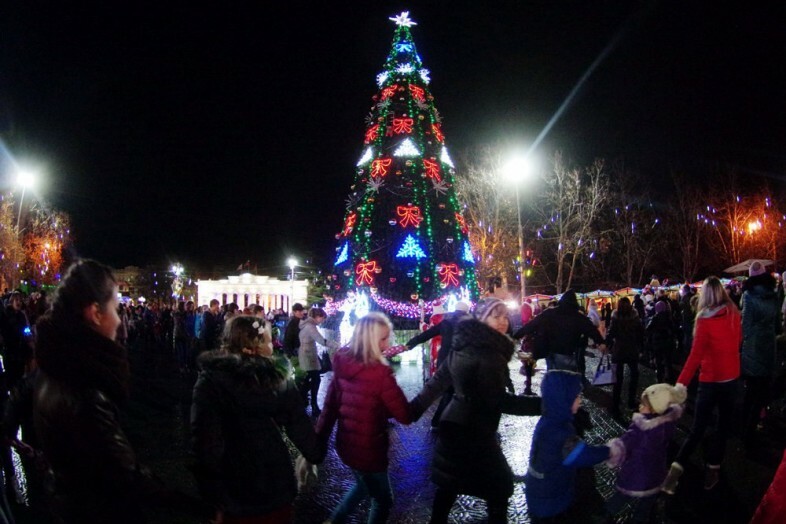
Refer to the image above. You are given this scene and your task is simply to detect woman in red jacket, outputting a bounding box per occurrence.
[662,276,742,494]
[316,312,411,523]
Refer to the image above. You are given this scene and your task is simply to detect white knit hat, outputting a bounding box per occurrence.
[641,383,688,414]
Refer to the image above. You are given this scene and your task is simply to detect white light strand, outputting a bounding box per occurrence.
[394,138,420,157]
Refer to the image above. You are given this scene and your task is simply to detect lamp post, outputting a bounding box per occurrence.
[502,155,534,305]
[15,168,37,236]
[287,257,297,310]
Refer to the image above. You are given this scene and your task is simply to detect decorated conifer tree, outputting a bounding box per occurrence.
[329,11,479,321]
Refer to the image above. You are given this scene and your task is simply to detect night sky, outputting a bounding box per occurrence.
[1,2,784,276]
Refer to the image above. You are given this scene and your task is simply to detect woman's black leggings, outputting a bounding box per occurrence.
[301,370,321,409]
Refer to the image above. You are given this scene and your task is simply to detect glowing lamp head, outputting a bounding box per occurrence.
[748,220,762,234]
[502,154,535,184]
[16,169,38,190]
[287,257,297,270]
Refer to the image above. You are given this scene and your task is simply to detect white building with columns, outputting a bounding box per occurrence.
[196,273,309,311]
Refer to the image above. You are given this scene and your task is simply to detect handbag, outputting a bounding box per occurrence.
[591,353,617,386]
[318,350,332,373]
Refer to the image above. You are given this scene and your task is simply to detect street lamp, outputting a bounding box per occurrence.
[287,257,297,310]
[502,154,535,304]
[15,168,38,236]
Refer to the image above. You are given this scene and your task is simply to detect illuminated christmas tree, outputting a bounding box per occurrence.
[329,11,479,320]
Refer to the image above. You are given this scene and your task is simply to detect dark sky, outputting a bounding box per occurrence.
[1,1,784,275]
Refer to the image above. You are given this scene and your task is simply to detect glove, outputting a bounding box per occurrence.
[382,344,408,359]
[295,454,318,492]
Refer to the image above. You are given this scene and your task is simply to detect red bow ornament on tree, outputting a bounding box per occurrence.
[438,263,460,287]
[342,212,357,236]
[371,158,392,178]
[356,261,379,286]
[423,159,441,182]
[397,205,423,228]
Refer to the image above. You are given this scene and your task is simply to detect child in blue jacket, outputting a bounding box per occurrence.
[525,370,613,521]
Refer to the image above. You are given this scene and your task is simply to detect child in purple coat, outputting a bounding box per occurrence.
[605,383,686,522]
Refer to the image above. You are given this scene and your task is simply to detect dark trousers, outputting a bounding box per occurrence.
[654,344,675,383]
[301,370,321,410]
[612,359,639,411]
[430,487,507,524]
[676,380,737,467]
[742,375,771,442]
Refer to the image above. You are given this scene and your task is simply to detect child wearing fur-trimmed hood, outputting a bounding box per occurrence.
[604,383,687,522]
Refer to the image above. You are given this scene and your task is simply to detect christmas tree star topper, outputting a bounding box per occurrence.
[389,11,417,27]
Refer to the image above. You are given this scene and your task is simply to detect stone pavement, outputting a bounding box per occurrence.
[8,344,784,523]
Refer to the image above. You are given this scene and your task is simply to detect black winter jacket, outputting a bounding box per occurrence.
[34,316,158,524]
[411,319,540,498]
[607,310,644,363]
[191,351,324,517]
[514,303,604,358]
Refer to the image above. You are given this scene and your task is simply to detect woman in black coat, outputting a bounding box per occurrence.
[191,315,324,523]
[605,297,645,416]
[411,297,541,524]
[34,260,161,524]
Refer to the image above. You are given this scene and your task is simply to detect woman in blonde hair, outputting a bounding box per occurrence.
[662,276,742,494]
[316,312,411,523]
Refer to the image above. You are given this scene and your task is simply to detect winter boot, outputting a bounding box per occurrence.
[661,462,684,495]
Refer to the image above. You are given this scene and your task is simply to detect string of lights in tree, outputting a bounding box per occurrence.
[330,11,479,317]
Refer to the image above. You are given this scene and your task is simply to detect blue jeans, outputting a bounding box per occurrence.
[330,469,392,524]
[676,379,737,466]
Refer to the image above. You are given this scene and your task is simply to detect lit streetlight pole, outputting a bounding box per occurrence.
[502,155,535,305]
[15,168,37,237]
[287,257,297,310]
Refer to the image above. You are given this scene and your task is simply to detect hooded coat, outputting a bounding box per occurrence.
[191,351,323,517]
[316,348,411,473]
[514,291,604,361]
[411,318,541,500]
[607,405,683,497]
[741,272,779,377]
[34,315,157,524]
[525,371,610,518]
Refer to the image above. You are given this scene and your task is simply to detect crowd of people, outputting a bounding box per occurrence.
[0,259,784,523]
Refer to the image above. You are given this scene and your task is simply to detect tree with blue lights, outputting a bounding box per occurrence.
[330,12,479,320]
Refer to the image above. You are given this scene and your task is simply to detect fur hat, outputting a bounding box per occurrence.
[641,383,687,415]
[454,301,470,313]
[749,261,766,277]
[473,297,506,323]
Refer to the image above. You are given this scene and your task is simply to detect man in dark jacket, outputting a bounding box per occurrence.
[740,261,780,446]
[199,300,222,353]
[514,290,605,375]
[405,302,471,427]
[283,303,306,357]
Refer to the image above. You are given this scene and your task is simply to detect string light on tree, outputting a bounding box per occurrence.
[396,235,427,259]
[335,242,349,265]
[440,147,455,168]
[357,147,373,166]
[394,138,420,157]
